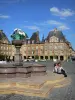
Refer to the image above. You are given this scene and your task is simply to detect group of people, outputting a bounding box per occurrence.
[53,62,67,77]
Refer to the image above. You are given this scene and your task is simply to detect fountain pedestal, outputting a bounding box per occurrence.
[12,40,23,66]
[11,40,32,78]
[14,48,23,66]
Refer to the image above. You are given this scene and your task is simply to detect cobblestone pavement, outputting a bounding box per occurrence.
[0,61,75,100]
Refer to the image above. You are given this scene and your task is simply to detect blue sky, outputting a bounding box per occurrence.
[0,0,75,49]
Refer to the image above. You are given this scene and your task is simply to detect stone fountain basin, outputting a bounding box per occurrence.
[0,63,46,78]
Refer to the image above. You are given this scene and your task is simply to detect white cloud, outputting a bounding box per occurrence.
[50,7,59,13]
[46,20,63,25]
[46,20,70,30]
[34,20,63,26]
[0,14,10,19]
[50,7,75,17]
[24,25,40,30]
[58,25,70,30]
[34,20,70,30]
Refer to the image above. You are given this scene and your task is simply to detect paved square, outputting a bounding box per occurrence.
[0,61,75,100]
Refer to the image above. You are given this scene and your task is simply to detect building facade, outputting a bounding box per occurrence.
[20,28,74,61]
[0,30,14,60]
[0,28,75,61]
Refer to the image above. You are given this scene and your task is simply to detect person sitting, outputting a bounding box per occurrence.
[57,62,67,77]
[53,63,59,73]
[53,62,67,77]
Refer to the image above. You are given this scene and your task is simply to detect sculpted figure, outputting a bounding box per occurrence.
[11,28,27,40]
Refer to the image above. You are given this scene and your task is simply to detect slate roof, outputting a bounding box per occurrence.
[0,30,9,43]
[30,31,40,43]
[46,28,66,42]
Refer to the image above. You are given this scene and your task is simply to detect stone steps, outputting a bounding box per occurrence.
[0,84,54,97]
[0,77,70,98]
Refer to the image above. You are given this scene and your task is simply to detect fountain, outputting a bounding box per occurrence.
[0,29,46,78]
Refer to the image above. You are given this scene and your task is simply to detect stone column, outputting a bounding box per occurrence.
[14,45,23,66]
[43,55,45,60]
[12,40,23,66]
[64,56,67,61]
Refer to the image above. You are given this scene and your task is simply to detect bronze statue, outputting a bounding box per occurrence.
[11,28,27,40]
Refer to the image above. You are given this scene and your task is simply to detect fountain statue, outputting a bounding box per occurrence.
[11,28,26,66]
